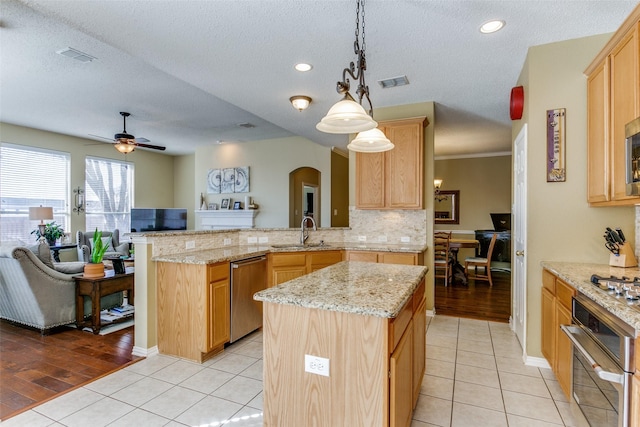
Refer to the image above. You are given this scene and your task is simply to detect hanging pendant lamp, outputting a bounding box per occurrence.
[316,0,392,152]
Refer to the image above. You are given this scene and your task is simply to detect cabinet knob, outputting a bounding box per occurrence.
[516,250,525,257]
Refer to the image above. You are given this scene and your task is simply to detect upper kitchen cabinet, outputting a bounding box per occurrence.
[356,117,428,209]
[586,10,640,206]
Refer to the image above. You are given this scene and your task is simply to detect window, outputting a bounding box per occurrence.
[0,143,70,243]
[85,156,134,234]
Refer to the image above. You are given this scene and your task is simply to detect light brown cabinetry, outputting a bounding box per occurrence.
[356,117,428,209]
[632,349,640,427]
[262,277,426,426]
[268,250,343,287]
[586,13,640,205]
[345,250,423,266]
[540,269,576,399]
[157,261,230,362]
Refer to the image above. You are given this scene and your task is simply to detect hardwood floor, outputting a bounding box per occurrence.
[0,321,140,420]
[435,270,511,323]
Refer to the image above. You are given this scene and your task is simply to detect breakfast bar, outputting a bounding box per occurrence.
[254,261,428,426]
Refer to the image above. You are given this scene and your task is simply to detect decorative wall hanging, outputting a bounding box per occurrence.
[547,108,566,182]
[207,166,250,194]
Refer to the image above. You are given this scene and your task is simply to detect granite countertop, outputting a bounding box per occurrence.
[254,261,428,318]
[152,242,427,265]
[541,261,640,333]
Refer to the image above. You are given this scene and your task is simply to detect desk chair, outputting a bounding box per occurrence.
[434,232,453,286]
[464,233,498,286]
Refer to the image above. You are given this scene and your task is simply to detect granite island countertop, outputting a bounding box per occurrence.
[254,261,428,318]
[152,242,427,265]
[541,261,640,333]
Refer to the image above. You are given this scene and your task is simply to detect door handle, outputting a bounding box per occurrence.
[516,250,524,256]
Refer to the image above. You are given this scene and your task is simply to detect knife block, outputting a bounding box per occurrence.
[609,242,637,267]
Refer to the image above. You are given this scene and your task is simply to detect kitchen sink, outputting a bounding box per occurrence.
[270,242,330,249]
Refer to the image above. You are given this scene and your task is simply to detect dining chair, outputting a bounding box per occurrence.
[433,231,453,286]
[464,232,498,286]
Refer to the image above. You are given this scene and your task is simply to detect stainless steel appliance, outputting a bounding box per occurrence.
[230,256,267,343]
[625,116,640,195]
[561,294,635,427]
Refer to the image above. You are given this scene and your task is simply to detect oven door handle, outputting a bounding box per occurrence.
[560,325,625,385]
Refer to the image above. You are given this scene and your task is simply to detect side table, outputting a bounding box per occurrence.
[75,267,135,334]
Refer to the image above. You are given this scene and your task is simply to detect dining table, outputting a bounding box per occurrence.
[448,238,480,285]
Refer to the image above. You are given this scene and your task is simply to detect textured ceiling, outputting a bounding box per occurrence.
[1,0,637,156]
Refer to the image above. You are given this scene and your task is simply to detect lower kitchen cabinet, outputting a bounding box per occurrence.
[345,250,423,266]
[390,319,413,427]
[541,269,575,399]
[268,250,343,287]
[632,371,640,427]
[157,261,230,362]
[412,290,426,407]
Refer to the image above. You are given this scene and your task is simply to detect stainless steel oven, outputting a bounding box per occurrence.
[561,295,634,427]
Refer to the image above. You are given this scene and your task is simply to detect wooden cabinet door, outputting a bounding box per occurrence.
[412,298,426,408]
[631,374,640,427]
[541,287,556,369]
[208,264,230,351]
[610,26,640,201]
[270,253,306,287]
[385,120,424,209]
[587,58,610,203]
[346,251,378,262]
[390,319,413,427]
[355,150,385,208]
[555,303,573,400]
[308,250,343,272]
[380,252,417,266]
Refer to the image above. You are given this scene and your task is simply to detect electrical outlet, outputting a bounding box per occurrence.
[358,235,367,242]
[400,236,410,243]
[258,236,268,243]
[223,238,231,245]
[378,235,387,242]
[334,209,338,216]
[305,354,330,377]
[185,241,195,249]
[248,237,258,244]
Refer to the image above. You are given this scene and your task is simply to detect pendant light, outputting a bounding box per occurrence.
[316,0,393,152]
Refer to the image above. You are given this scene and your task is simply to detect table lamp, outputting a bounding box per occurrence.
[29,206,54,241]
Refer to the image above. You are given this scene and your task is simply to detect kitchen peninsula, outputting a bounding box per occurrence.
[254,261,427,426]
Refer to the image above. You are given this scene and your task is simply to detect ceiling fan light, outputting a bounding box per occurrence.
[290,95,312,111]
[316,96,377,134]
[114,141,135,154]
[347,128,394,152]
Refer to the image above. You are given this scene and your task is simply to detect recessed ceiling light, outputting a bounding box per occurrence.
[294,63,313,72]
[480,20,505,34]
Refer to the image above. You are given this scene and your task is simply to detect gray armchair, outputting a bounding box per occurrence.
[77,229,129,263]
[0,246,121,333]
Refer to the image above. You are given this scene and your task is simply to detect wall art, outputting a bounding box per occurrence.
[234,166,250,193]
[547,108,566,182]
[207,169,221,194]
[208,166,250,194]
[221,168,235,193]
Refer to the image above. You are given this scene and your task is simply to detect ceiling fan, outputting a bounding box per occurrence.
[91,112,166,154]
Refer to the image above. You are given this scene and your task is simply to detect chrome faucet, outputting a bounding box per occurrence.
[300,216,317,245]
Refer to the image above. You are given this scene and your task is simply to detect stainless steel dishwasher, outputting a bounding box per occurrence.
[230,256,267,343]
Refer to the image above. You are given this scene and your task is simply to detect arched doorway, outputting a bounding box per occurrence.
[289,167,320,228]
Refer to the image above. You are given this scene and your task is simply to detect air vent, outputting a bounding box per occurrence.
[237,122,256,128]
[56,47,97,63]
[378,75,409,89]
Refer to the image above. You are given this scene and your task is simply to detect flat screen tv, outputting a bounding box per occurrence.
[131,208,187,232]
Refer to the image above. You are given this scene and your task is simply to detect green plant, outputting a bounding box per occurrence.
[90,228,112,264]
[31,221,64,243]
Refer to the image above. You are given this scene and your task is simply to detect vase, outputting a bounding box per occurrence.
[47,238,56,247]
[83,262,105,278]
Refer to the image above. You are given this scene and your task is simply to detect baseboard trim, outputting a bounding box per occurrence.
[426,309,436,317]
[132,345,159,358]
[525,355,551,369]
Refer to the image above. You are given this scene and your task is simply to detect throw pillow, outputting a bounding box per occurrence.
[89,236,115,253]
[27,242,55,269]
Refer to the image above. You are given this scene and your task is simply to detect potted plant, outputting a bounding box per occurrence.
[83,228,112,278]
[31,221,64,246]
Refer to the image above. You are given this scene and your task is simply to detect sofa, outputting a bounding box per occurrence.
[0,245,121,333]
[77,229,129,263]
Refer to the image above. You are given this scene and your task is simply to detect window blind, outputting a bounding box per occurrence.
[0,143,70,243]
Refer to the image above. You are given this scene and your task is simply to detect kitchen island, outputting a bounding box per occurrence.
[254,261,428,427]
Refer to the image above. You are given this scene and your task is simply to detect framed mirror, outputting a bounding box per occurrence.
[434,190,460,224]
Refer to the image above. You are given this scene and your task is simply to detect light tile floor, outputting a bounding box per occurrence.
[3,316,582,427]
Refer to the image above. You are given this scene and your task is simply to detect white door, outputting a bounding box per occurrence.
[513,124,527,350]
